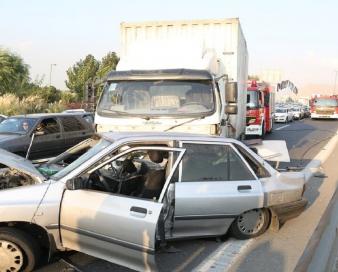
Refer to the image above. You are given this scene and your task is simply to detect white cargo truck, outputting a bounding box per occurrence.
[95,18,248,138]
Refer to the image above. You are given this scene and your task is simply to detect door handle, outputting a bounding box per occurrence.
[130,206,147,218]
[237,185,252,191]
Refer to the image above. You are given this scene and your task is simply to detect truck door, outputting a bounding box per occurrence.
[173,142,264,238]
[59,146,185,271]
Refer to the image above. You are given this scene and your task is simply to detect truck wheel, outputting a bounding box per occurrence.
[230,208,270,240]
[0,227,41,272]
[260,123,265,139]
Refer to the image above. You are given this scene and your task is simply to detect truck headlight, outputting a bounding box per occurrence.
[248,118,256,124]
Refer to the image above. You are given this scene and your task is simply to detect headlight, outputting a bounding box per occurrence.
[248,118,256,124]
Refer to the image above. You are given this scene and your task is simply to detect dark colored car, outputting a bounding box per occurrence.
[0,114,6,123]
[0,113,95,160]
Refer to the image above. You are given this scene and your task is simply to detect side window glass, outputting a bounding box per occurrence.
[87,148,180,201]
[228,147,255,180]
[234,144,271,178]
[36,118,60,135]
[181,143,255,182]
[62,117,86,132]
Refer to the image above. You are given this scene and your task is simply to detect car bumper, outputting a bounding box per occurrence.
[245,125,262,136]
[270,198,308,224]
[274,117,287,122]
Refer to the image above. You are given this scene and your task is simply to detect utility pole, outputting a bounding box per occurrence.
[334,70,338,95]
[49,64,57,87]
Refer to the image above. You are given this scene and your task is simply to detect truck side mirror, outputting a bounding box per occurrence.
[225,104,238,114]
[226,82,238,103]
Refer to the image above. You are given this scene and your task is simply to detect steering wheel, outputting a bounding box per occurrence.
[90,170,116,192]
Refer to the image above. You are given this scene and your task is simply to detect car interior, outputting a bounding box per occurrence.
[79,145,176,201]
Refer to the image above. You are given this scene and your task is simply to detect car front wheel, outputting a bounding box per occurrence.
[230,208,270,240]
[0,227,40,272]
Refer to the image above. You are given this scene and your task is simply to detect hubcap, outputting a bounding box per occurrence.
[0,240,24,272]
[237,209,265,235]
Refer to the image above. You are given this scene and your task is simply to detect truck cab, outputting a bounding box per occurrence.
[245,80,275,138]
[95,19,248,139]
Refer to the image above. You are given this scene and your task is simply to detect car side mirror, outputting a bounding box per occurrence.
[34,131,45,136]
[225,104,238,115]
[65,177,86,190]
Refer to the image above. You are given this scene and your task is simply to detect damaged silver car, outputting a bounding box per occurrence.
[0,132,307,272]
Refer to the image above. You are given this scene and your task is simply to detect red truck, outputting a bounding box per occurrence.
[310,95,338,119]
[245,80,275,138]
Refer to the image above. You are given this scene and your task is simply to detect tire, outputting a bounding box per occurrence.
[260,122,265,139]
[0,227,41,272]
[230,208,270,240]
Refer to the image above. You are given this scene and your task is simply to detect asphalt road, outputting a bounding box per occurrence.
[36,118,338,272]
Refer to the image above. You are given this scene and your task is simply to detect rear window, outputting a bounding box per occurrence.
[61,117,86,132]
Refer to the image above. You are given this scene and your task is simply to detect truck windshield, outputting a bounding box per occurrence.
[97,80,215,117]
[247,91,260,109]
[314,99,338,107]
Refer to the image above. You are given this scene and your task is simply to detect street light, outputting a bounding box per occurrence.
[49,64,57,87]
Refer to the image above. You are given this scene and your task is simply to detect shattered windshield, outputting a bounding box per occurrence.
[0,117,37,134]
[97,80,215,117]
[51,138,111,180]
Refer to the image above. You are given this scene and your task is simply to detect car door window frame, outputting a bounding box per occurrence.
[86,146,186,203]
[178,141,258,182]
[35,117,61,135]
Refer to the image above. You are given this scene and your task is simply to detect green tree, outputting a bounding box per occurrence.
[96,52,119,79]
[0,49,29,95]
[65,54,99,98]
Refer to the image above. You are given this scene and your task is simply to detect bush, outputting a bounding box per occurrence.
[0,93,70,115]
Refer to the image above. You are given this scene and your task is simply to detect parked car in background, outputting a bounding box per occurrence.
[0,114,6,123]
[0,132,307,272]
[302,106,311,118]
[290,107,303,120]
[274,108,293,123]
[0,113,95,160]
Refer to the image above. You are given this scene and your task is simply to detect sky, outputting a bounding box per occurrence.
[1,0,338,93]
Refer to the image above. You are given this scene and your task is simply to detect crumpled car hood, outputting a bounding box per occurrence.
[0,148,46,182]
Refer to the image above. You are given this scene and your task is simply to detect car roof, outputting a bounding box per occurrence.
[100,131,240,144]
[11,112,92,119]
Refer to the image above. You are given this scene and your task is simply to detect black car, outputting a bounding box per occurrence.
[0,113,95,160]
[0,115,6,123]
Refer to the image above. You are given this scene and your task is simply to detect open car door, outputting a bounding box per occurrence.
[59,146,185,271]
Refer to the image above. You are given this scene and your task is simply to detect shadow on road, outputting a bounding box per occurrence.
[231,240,285,272]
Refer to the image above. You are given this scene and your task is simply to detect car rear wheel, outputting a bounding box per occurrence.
[230,208,270,239]
[0,227,40,272]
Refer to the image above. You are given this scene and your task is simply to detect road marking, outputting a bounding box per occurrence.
[174,246,205,272]
[275,124,290,131]
[195,126,338,272]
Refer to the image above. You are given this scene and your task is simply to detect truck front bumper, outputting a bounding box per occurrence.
[245,125,262,136]
[311,113,338,119]
[270,198,308,224]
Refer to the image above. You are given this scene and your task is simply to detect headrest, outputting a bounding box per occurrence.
[148,150,164,163]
